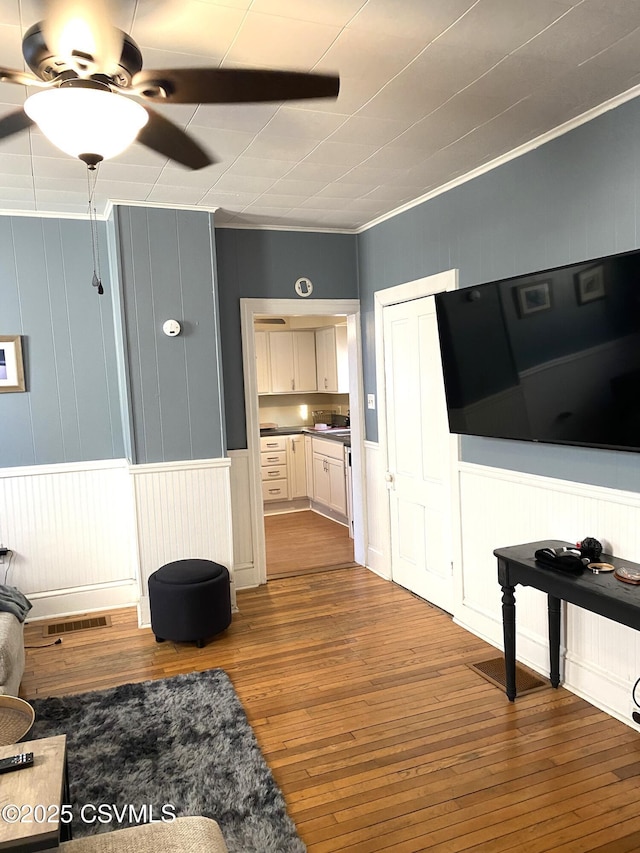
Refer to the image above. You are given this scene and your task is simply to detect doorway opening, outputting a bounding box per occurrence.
[265,510,356,579]
[240,298,364,585]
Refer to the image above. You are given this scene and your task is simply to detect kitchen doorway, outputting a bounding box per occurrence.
[264,510,356,578]
[240,298,364,585]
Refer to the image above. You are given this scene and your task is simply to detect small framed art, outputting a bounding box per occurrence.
[576,264,605,304]
[0,335,25,393]
[515,281,552,317]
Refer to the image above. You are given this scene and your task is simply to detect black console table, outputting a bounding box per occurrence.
[495,540,640,701]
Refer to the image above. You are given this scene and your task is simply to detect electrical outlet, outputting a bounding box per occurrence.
[367,393,375,410]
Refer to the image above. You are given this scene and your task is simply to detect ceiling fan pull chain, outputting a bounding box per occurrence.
[86,165,103,295]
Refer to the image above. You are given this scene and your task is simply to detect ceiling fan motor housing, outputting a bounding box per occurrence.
[22,22,143,88]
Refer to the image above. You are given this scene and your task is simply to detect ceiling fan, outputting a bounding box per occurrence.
[0,0,340,170]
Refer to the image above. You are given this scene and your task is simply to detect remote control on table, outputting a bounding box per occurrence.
[0,752,33,773]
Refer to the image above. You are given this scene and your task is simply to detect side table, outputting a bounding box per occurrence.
[0,734,69,851]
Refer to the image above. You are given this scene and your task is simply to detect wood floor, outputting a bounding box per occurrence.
[22,567,640,852]
[265,509,356,578]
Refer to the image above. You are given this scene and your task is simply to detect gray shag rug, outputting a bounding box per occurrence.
[29,669,305,853]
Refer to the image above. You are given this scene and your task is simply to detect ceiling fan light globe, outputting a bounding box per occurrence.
[24,87,148,161]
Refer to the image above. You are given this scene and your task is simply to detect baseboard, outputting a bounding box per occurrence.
[366,545,389,579]
[308,501,348,527]
[263,498,310,516]
[233,563,259,590]
[26,581,139,621]
[564,653,639,731]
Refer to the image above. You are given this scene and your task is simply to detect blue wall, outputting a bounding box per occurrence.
[114,206,225,463]
[357,96,640,492]
[6,94,640,485]
[215,228,358,449]
[0,216,123,467]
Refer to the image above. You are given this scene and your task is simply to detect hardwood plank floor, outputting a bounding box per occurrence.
[265,509,356,578]
[21,568,640,851]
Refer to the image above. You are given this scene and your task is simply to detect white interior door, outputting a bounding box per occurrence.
[383,295,454,612]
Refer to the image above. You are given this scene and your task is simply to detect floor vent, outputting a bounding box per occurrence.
[43,615,111,637]
[469,656,547,695]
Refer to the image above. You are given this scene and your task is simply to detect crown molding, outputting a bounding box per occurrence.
[213,220,356,234]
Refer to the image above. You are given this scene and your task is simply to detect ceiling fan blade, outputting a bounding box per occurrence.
[43,0,124,76]
[0,66,46,87]
[131,67,340,105]
[136,107,214,170]
[0,109,34,140]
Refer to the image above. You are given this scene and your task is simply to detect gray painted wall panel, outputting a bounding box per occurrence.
[215,227,359,449]
[357,96,640,492]
[115,206,224,464]
[0,216,123,468]
[148,208,192,462]
[12,219,66,464]
[178,211,225,459]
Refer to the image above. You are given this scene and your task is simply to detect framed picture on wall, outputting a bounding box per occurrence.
[515,280,552,317]
[575,264,605,304]
[0,335,25,393]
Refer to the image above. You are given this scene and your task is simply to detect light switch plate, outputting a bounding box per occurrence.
[367,394,375,410]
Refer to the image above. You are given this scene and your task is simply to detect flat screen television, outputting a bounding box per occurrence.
[434,248,640,453]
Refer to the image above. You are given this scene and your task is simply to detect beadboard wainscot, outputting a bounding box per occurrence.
[364,440,390,580]
[131,458,235,626]
[0,459,138,619]
[228,449,258,589]
[455,461,640,730]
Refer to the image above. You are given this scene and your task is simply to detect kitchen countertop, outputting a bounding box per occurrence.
[260,426,351,446]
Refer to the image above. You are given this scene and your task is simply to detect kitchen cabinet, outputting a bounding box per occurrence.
[287,434,307,499]
[255,331,270,394]
[268,331,317,393]
[261,434,308,503]
[315,325,348,393]
[304,435,313,498]
[311,437,347,517]
[260,436,289,502]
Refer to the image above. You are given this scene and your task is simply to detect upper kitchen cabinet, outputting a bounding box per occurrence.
[269,331,317,393]
[316,325,348,393]
[255,331,271,394]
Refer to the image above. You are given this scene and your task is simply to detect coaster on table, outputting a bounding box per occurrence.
[614,566,640,584]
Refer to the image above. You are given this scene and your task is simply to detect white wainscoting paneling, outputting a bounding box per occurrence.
[131,458,235,626]
[455,462,640,729]
[0,459,138,619]
[228,450,259,589]
[364,441,390,579]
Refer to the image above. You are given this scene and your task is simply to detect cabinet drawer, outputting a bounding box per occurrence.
[262,480,289,501]
[260,436,286,452]
[312,436,345,460]
[261,450,286,466]
[261,465,287,481]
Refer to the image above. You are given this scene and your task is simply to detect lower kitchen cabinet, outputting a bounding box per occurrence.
[262,434,308,504]
[261,436,289,502]
[311,437,347,516]
[261,433,347,517]
[287,434,307,499]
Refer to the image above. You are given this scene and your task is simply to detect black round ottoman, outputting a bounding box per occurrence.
[148,559,231,648]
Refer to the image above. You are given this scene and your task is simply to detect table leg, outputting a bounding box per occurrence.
[548,594,561,688]
[501,584,517,701]
[61,750,72,842]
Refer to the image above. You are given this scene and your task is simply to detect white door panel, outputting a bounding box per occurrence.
[384,296,453,612]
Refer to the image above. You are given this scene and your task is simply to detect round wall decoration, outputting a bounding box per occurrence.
[294,277,313,297]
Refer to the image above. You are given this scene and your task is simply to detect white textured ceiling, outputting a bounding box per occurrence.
[0,0,639,231]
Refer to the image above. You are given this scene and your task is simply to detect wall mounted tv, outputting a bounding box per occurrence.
[434,248,640,453]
